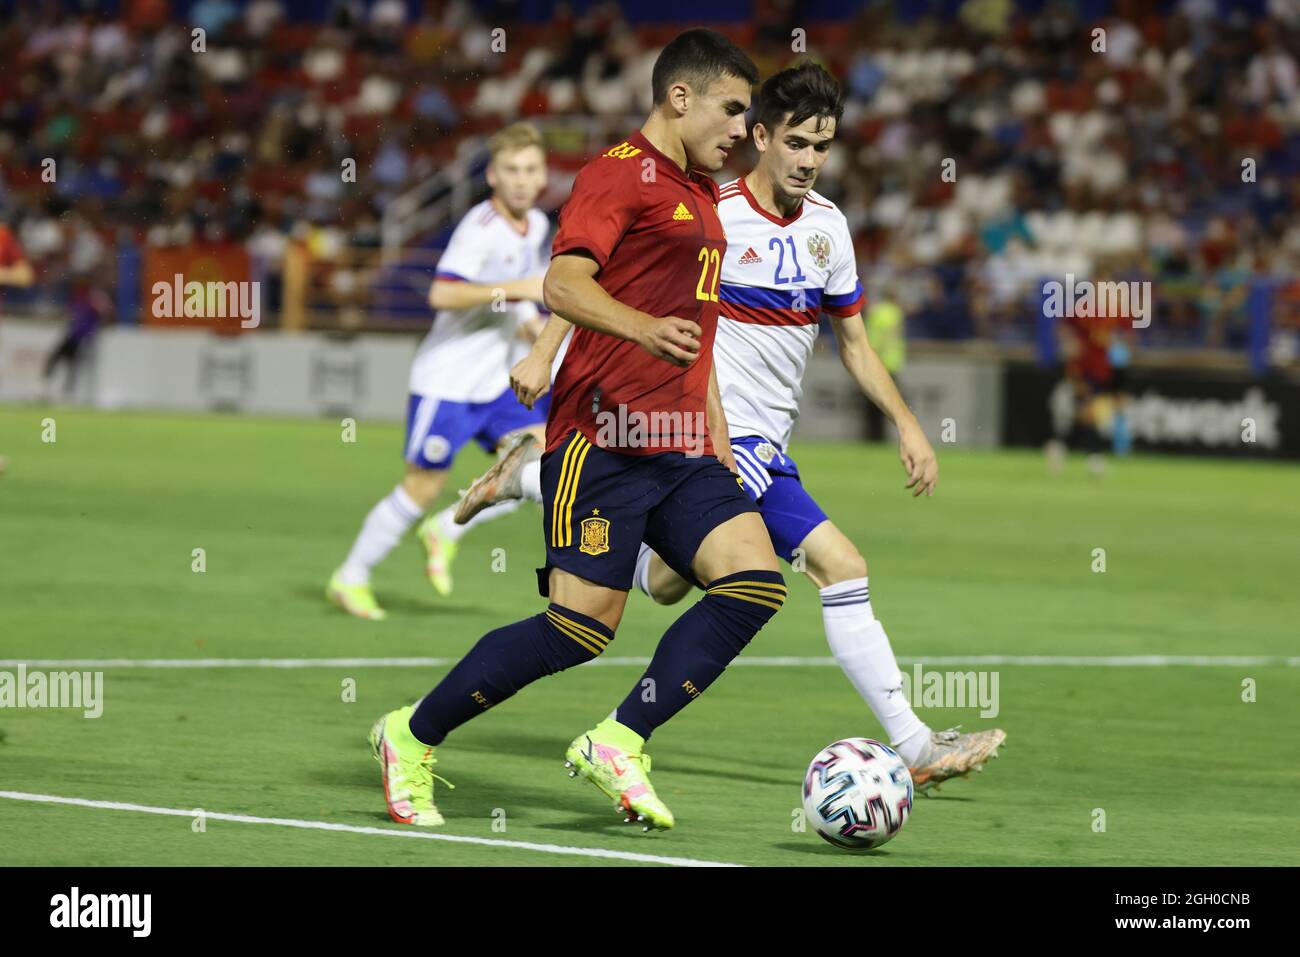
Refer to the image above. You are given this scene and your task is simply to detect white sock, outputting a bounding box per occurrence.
[521,458,542,503]
[339,484,424,585]
[434,498,523,543]
[820,577,930,765]
[633,542,654,597]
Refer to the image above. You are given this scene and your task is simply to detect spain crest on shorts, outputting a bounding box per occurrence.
[579,512,610,556]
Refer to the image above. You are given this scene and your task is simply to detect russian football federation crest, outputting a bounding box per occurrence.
[579,511,610,556]
[807,232,831,269]
[422,435,451,464]
[755,441,778,464]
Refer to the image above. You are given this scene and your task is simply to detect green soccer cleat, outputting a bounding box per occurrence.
[369,705,452,827]
[564,718,675,831]
[416,516,457,596]
[327,571,387,621]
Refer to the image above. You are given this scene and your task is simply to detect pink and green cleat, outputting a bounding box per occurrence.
[563,718,675,831]
[369,705,453,826]
[327,571,387,621]
[415,516,458,597]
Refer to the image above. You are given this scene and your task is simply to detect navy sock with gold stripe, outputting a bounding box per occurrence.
[614,569,787,740]
[408,604,614,746]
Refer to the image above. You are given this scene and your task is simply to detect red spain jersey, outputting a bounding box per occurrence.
[547,130,726,457]
[0,226,23,268]
[0,225,27,318]
[1066,311,1120,386]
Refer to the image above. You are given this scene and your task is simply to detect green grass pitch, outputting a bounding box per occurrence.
[0,406,1296,866]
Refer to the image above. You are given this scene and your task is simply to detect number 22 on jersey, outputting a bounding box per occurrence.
[696,246,720,302]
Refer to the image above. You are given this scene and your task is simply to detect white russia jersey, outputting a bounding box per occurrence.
[713,178,865,450]
[409,199,550,402]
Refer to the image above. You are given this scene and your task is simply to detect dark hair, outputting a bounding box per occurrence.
[651,28,759,105]
[753,61,845,137]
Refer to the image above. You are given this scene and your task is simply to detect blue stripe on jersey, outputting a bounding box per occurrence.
[719,283,824,311]
[435,270,470,282]
[823,281,864,307]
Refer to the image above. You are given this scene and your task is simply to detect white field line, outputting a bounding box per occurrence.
[0,655,1295,669]
[0,791,741,868]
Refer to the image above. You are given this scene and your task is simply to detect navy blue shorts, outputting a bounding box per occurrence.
[404,388,549,470]
[730,435,829,561]
[538,429,758,594]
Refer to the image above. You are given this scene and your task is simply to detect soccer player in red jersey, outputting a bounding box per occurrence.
[0,218,34,477]
[0,219,34,303]
[1048,306,1127,477]
[369,30,783,830]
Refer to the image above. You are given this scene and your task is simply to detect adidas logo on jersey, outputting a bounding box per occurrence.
[737,246,762,265]
[672,202,694,221]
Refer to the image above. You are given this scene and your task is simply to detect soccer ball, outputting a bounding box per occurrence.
[802,738,913,850]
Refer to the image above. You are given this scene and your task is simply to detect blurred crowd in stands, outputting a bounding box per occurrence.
[2,0,1300,360]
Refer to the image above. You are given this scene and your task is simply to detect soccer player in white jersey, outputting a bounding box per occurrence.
[457,65,1005,792]
[327,123,551,620]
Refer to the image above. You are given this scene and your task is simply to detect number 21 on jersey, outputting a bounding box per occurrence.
[770,236,806,284]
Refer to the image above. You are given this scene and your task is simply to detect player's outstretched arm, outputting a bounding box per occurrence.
[428,274,544,311]
[544,254,702,366]
[831,312,938,497]
[510,314,571,408]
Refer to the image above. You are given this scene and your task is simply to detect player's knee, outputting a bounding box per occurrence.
[805,535,867,585]
[702,569,788,648]
[650,586,684,606]
[472,608,607,699]
[827,548,867,584]
[694,512,781,581]
[526,605,616,676]
[545,568,626,632]
[649,567,693,606]
[402,467,445,509]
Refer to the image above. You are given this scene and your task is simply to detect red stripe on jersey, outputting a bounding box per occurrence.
[822,293,865,317]
[721,301,819,327]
